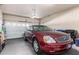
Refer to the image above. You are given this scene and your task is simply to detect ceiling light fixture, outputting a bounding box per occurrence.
[32,5,39,19]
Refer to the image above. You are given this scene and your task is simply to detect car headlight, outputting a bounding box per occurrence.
[67,34,73,41]
[43,36,56,43]
[67,34,72,39]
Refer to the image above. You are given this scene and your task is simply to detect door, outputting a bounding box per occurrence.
[5,21,30,39]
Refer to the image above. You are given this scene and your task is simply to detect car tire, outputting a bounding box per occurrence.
[0,45,2,53]
[24,33,28,41]
[2,43,5,49]
[32,38,42,55]
[24,36,28,41]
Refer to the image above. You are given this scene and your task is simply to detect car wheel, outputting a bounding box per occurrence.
[0,45,2,53]
[32,39,42,55]
[2,43,5,49]
[24,35,28,41]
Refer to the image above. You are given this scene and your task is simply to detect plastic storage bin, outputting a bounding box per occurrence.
[75,38,79,46]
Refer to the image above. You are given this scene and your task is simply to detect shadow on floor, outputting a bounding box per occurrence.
[64,48,79,55]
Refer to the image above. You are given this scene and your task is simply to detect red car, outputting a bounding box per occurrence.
[24,25,73,54]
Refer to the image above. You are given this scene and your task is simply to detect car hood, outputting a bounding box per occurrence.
[34,31,68,39]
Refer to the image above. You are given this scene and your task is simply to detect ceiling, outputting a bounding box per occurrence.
[1,4,78,19]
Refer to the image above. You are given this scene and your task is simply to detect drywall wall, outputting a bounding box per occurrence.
[3,14,38,24]
[44,7,79,32]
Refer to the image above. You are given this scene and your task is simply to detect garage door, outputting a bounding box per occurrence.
[5,21,30,39]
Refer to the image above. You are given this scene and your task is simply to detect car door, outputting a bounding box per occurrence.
[24,26,33,41]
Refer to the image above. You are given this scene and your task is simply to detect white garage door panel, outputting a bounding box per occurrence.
[5,21,29,39]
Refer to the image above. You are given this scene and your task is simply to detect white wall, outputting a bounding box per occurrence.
[44,7,79,32]
[3,14,38,24]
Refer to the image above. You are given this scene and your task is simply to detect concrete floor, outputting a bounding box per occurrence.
[1,39,35,55]
[0,38,79,55]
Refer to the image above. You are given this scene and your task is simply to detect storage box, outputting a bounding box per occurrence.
[75,38,79,46]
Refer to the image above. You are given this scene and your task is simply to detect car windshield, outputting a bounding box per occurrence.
[32,25,52,31]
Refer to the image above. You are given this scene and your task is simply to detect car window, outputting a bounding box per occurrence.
[32,25,52,31]
[27,26,33,31]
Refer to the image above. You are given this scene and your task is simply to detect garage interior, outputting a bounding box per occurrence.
[0,4,79,55]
